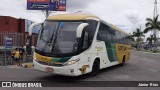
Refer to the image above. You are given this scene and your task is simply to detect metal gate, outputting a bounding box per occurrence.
[0,31,24,66]
[0,31,24,49]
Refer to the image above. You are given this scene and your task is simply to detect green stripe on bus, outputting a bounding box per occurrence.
[51,57,71,63]
[105,43,118,62]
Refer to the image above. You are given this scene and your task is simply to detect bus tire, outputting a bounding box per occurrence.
[90,59,100,76]
[120,56,126,66]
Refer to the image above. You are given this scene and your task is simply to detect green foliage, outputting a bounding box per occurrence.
[128,33,135,42]
[144,15,160,43]
[147,35,154,45]
[132,27,145,50]
[153,50,158,53]
[144,15,160,33]
[132,27,145,44]
[133,28,145,38]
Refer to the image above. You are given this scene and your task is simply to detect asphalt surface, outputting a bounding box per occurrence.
[0,50,160,90]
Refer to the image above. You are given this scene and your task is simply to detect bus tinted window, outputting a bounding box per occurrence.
[97,23,112,43]
[97,22,130,45]
[85,20,98,45]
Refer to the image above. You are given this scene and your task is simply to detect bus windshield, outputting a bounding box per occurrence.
[36,21,83,55]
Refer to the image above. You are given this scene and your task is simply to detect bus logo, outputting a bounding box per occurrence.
[80,65,89,74]
[2,82,11,87]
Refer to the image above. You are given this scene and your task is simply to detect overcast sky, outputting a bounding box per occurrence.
[0,0,159,36]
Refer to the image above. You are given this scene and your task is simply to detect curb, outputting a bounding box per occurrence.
[23,63,33,68]
[137,51,160,55]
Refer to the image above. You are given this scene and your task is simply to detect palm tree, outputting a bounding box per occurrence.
[147,35,154,45]
[144,15,160,44]
[133,27,145,49]
[128,33,135,42]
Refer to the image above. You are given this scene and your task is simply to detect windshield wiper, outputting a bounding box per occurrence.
[51,23,61,52]
[41,31,55,52]
[41,23,60,52]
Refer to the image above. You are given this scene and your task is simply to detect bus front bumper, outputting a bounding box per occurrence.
[33,60,81,76]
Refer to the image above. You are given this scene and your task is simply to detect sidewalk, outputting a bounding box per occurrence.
[0,53,34,68]
[22,62,33,68]
[0,62,33,68]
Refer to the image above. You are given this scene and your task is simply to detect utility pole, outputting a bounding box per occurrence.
[45,10,51,18]
[153,0,159,49]
[154,0,158,18]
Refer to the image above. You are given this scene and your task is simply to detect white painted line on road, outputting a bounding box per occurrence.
[148,68,158,73]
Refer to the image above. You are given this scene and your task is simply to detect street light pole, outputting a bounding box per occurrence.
[130,17,141,29]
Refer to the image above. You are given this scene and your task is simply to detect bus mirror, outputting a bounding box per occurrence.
[76,23,89,38]
[29,23,42,36]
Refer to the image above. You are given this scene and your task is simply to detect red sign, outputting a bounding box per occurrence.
[27,0,50,2]
[58,6,66,11]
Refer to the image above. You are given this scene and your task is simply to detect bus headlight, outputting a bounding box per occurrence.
[63,58,80,66]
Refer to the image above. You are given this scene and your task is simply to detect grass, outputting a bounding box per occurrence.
[153,50,160,53]
[136,49,160,53]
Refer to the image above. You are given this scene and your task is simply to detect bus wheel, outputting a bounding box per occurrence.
[121,56,126,66]
[90,60,100,76]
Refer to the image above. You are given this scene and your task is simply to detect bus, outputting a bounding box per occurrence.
[33,14,131,76]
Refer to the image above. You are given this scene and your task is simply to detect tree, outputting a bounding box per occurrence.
[144,15,160,44]
[129,33,135,42]
[147,35,154,45]
[132,27,145,49]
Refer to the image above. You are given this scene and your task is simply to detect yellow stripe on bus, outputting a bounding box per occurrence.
[116,44,131,64]
[35,53,52,62]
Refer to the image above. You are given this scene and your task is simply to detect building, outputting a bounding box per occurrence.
[0,16,38,48]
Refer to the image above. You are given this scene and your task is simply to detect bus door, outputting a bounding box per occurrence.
[78,30,91,74]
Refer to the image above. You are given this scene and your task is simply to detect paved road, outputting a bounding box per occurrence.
[0,50,160,90]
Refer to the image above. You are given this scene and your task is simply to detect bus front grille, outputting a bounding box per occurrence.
[36,60,64,67]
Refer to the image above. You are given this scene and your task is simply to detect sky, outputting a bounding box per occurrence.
[0,0,159,38]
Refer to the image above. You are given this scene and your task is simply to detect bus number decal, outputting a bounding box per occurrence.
[96,47,103,51]
[118,46,127,51]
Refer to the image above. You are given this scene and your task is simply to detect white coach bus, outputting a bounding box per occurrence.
[33,14,131,76]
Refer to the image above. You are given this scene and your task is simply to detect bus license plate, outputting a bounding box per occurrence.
[45,67,54,73]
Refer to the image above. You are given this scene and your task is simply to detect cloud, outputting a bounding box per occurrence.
[0,0,160,38]
[81,0,156,34]
[67,0,97,12]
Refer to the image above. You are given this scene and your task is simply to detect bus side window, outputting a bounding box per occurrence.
[82,31,89,50]
[86,20,98,46]
[97,23,112,43]
[110,28,116,43]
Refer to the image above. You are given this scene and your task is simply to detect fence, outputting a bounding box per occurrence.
[0,31,39,66]
[0,31,24,66]
[0,31,24,49]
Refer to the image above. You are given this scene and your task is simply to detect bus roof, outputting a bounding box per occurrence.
[47,14,129,35]
[47,14,99,21]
